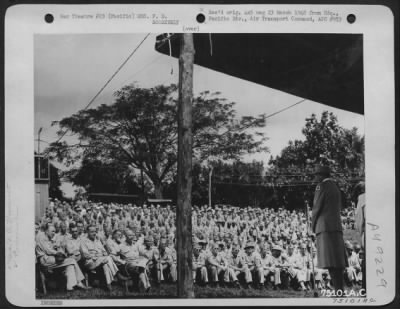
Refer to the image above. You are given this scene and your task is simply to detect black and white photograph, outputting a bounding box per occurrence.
[34,32,366,299]
[4,3,396,307]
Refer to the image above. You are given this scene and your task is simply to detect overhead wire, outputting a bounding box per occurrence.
[116,33,179,88]
[264,98,307,120]
[53,33,151,145]
[46,33,360,189]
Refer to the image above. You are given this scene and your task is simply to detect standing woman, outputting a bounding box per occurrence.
[354,181,366,291]
[354,182,366,249]
[311,165,348,293]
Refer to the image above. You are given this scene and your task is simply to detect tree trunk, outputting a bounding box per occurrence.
[140,169,146,204]
[176,33,195,298]
[154,182,163,199]
[208,167,213,208]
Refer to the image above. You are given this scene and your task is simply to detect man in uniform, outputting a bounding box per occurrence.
[64,224,82,262]
[192,243,208,286]
[105,229,125,267]
[345,242,362,287]
[36,223,87,291]
[198,239,209,257]
[98,224,113,246]
[139,236,160,283]
[120,229,151,292]
[80,225,119,291]
[226,244,249,288]
[268,245,288,290]
[53,221,70,249]
[312,165,348,292]
[285,244,301,289]
[206,243,230,287]
[243,242,264,289]
[296,243,312,291]
[259,244,274,289]
[158,238,177,283]
[76,221,86,239]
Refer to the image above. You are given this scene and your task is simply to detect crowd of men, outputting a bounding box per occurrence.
[35,198,363,294]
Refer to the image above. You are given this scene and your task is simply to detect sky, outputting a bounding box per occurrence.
[34,33,364,197]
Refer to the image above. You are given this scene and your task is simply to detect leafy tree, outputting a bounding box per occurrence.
[63,159,145,195]
[268,111,365,207]
[270,112,363,170]
[211,160,269,207]
[49,164,64,200]
[162,160,269,207]
[47,84,268,198]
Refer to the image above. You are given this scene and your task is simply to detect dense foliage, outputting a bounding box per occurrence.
[47,84,268,198]
[268,111,365,208]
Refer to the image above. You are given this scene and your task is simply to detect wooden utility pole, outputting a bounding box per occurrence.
[140,168,145,205]
[176,33,195,298]
[208,167,213,208]
[37,127,43,154]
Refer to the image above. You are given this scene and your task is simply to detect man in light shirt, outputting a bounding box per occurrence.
[120,229,151,292]
[192,243,208,286]
[80,225,119,291]
[243,242,264,289]
[206,243,230,287]
[64,225,82,262]
[36,223,87,291]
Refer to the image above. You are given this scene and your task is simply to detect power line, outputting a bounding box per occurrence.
[213,178,364,188]
[213,98,307,141]
[53,33,151,144]
[34,139,50,144]
[213,181,316,187]
[83,33,151,110]
[214,172,362,177]
[117,54,164,87]
[264,98,307,120]
[116,34,179,88]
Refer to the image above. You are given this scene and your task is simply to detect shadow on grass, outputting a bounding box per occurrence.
[37,282,317,299]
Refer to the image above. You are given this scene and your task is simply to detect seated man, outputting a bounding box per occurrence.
[76,221,86,239]
[285,244,302,289]
[243,242,264,289]
[64,224,82,262]
[98,224,113,246]
[80,225,119,291]
[345,242,362,287]
[167,237,177,267]
[120,229,151,292]
[105,229,125,267]
[198,239,210,257]
[260,244,274,288]
[158,238,177,283]
[353,244,363,285]
[267,245,289,290]
[296,244,312,291]
[139,236,160,283]
[53,221,70,249]
[36,223,87,291]
[192,243,208,286]
[206,243,230,287]
[226,244,250,288]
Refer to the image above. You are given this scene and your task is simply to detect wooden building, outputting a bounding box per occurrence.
[35,155,49,222]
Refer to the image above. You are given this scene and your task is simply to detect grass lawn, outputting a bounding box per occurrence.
[36,281,321,299]
[37,280,364,299]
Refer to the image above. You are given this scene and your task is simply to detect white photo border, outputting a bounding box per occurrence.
[4,4,396,306]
